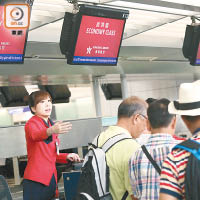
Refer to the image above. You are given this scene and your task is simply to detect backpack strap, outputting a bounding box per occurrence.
[91,133,131,199]
[92,134,100,147]
[121,191,128,200]
[102,133,131,200]
[101,133,132,153]
[173,139,200,160]
[141,145,161,175]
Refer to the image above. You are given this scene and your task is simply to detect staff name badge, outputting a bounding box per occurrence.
[4,4,30,29]
[56,141,60,155]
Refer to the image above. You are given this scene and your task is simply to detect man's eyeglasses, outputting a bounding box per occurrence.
[139,114,148,120]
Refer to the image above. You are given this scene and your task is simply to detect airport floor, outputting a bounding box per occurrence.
[3,161,76,200]
[8,178,66,200]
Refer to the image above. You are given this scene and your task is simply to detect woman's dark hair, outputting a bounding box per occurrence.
[28,91,52,114]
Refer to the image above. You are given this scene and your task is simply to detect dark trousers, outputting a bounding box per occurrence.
[23,175,56,200]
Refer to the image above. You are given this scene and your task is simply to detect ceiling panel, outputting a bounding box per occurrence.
[157,0,200,7]
[1,0,200,85]
[28,0,200,48]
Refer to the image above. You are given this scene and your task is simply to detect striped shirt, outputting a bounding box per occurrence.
[129,134,179,200]
[160,132,200,199]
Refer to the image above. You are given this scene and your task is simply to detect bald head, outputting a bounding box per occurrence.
[118,96,148,119]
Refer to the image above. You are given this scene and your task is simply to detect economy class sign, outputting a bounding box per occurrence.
[74,15,125,58]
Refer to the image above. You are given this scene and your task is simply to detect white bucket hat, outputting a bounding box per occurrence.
[168,80,200,116]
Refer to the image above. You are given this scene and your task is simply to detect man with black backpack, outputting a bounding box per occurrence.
[75,96,148,200]
[97,96,148,200]
[159,80,200,200]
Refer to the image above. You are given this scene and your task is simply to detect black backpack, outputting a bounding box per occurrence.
[74,133,130,200]
[173,139,200,200]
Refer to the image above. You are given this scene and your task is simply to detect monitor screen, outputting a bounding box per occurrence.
[101,83,122,100]
[65,5,129,65]
[182,25,200,66]
[0,3,29,64]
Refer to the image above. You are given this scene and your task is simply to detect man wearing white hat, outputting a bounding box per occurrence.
[159,80,200,200]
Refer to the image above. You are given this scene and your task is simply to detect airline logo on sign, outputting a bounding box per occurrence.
[4,4,30,29]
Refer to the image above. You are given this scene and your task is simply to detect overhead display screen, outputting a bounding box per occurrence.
[72,15,125,65]
[62,4,129,66]
[182,24,200,66]
[0,3,29,64]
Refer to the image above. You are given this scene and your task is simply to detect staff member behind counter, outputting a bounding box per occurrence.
[23,91,80,200]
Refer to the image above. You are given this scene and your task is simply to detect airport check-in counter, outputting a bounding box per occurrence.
[0,117,102,185]
[0,115,189,185]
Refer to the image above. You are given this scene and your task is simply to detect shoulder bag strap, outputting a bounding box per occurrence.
[141,145,161,175]
[173,139,200,160]
[121,191,128,200]
[101,133,132,153]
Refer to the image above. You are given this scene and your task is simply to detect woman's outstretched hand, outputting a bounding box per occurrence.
[47,121,72,136]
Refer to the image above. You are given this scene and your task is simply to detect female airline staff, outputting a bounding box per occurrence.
[23,90,80,200]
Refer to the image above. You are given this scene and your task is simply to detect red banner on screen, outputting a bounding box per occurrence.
[196,43,200,65]
[0,6,27,63]
[73,15,125,64]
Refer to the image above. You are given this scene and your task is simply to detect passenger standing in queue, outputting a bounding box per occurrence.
[129,98,179,200]
[97,96,148,200]
[23,91,80,200]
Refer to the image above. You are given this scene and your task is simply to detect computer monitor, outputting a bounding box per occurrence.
[38,85,71,103]
[182,25,200,66]
[60,4,129,66]
[101,83,122,100]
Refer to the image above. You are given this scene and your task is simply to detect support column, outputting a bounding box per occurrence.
[12,157,21,185]
[77,147,83,159]
[120,74,128,99]
[92,76,102,117]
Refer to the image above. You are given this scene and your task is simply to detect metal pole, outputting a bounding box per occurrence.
[12,157,21,185]
[92,76,102,117]
[120,74,128,99]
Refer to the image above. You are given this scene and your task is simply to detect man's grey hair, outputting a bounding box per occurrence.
[118,96,147,119]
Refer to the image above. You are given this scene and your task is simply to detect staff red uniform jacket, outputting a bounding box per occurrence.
[23,115,69,186]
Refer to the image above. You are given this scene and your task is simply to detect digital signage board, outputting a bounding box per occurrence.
[60,4,129,66]
[182,24,200,66]
[0,2,30,64]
